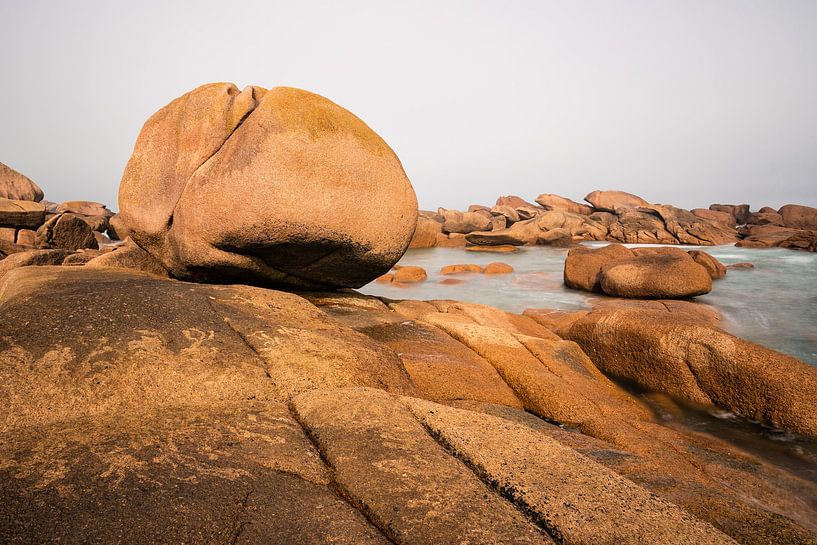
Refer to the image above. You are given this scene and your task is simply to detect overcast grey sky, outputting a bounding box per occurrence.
[1,0,815,211]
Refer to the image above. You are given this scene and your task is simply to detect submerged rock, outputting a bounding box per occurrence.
[119,83,418,289]
[482,261,514,274]
[392,265,427,283]
[441,263,482,274]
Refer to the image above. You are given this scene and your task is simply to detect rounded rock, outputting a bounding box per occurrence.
[119,83,418,289]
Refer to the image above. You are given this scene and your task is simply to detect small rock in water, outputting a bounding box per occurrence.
[441,264,483,275]
[482,262,514,275]
[392,266,427,283]
[727,262,754,270]
[375,272,394,284]
[465,244,520,253]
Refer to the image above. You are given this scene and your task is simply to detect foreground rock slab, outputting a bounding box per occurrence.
[404,397,735,545]
[0,403,388,545]
[292,388,553,544]
[1,266,815,544]
[0,267,413,432]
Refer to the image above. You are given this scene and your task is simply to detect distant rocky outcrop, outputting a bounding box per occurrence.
[409,193,816,252]
[584,189,650,212]
[778,203,817,230]
[118,83,417,289]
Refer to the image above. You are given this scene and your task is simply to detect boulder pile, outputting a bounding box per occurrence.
[2,83,817,544]
[0,161,124,271]
[410,192,817,252]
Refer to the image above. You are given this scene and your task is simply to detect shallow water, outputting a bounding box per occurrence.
[362,243,817,366]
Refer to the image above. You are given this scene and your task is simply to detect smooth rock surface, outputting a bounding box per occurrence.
[119,83,418,289]
[779,204,817,230]
[566,308,817,438]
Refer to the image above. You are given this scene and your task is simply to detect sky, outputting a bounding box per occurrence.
[1,0,815,212]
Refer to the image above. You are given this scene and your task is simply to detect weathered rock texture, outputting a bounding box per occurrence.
[1,267,816,543]
[119,83,418,288]
[0,198,45,229]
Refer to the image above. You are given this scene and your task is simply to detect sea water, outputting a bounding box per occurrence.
[362,243,817,366]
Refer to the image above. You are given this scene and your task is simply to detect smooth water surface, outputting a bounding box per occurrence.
[362,244,817,366]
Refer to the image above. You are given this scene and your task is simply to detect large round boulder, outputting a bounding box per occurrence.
[119,83,418,289]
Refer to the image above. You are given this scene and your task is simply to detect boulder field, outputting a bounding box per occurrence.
[409,194,817,252]
[2,83,817,544]
[1,266,816,544]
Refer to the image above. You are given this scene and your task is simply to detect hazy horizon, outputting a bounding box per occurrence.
[1,0,815,212]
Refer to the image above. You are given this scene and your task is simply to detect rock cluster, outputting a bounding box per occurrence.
[410,193,817,252]
[2,266,816,543]
[3,83,817,544]
[0,163,124,272]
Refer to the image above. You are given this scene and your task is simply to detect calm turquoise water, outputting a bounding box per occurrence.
[362,244,817,366]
